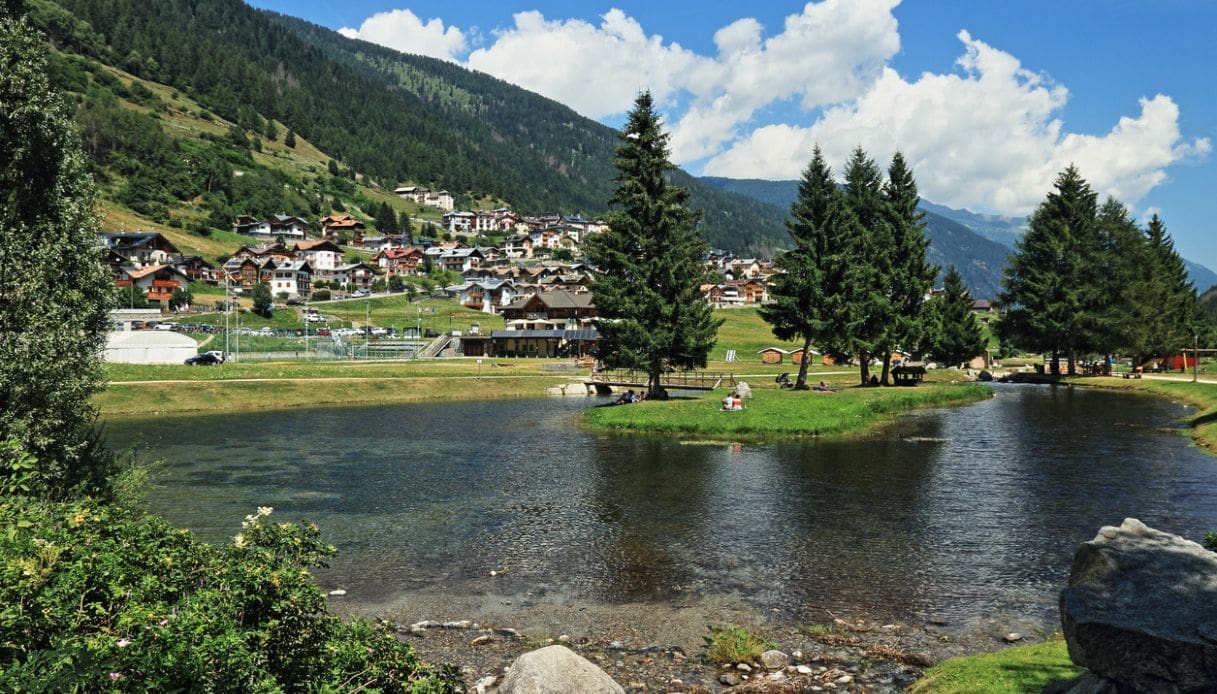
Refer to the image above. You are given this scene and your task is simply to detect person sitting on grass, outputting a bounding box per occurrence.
[813,381,836,392]
[721,392,745,411]
[615,389,637,405]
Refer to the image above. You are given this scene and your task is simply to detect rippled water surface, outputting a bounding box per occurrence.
[109,384,1217,624]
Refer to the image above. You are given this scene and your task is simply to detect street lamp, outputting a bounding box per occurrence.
[1194,330,1199,383]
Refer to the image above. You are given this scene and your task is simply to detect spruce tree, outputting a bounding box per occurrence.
[251,282,273,318]
[1091,198,1150,357]
[0,5,116,498]
[997,165,1098,375]
[374,202,398,235]
[585,92,721,399]
[760,146,836,389]
[1142,214,1199,360]
[840,147,887,385]
[928,267,986,367]
[284,129,296,148]
[878,151,937,383]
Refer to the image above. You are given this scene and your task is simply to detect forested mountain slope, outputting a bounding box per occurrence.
[33,0,786,253]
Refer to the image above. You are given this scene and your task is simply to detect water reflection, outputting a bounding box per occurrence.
[108,384,1217,624]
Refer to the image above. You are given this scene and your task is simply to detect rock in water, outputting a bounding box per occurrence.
[1059,518,1217,692]
[491,645,624,694]
[760,649,789,670]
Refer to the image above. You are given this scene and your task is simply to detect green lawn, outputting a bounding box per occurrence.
[583,382,992,440]
[910,640,1080,694]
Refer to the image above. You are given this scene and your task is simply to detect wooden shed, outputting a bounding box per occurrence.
[791,348,821,365]
[757,347,789,364]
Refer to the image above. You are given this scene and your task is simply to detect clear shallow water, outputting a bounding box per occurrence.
[109,384,1217,624]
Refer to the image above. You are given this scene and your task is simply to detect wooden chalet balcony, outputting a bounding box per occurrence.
[151,279,180,288]
[145,290,173,301]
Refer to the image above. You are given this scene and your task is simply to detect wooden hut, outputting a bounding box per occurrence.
[757,347,789,364]
[791,348,821,365]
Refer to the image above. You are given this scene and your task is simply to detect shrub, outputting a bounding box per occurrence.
[0,498,461,692]
[703,624,774,665]
[312,290,331,301]
[1204,532,1217,552]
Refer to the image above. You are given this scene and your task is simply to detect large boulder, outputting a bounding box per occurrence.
[491,645,624,694]
[1059,518,1217,692]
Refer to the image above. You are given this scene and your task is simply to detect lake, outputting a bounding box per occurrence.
[108,383,1217,628]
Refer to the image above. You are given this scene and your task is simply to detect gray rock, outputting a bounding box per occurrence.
[470,635,495,646]
[735,381,752,399]
[735,662,752,673]
[718,672,741,686]
[496,627,522,638]
[1060,518,1217,693]
[443,620,472,629]
[490,645,624,694]
[607,640,626,650]
[760,649,789,670]
[1003,632,1023,643]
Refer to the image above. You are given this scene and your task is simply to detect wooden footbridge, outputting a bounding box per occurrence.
[587,369,735,394]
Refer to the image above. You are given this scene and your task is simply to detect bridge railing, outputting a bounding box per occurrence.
[590,370,735,390]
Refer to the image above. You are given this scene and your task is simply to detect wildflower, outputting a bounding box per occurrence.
[233,533,246,548]
[160,619,169,626]
[109,672,123,681]
[117,639,131,648]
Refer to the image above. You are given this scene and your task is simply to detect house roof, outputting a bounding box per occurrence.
[294,240,343,253]
[273,260,311,273]
[101,232,180,254]
[123,264,190,280]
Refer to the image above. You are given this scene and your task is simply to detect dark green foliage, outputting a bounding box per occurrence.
[1140,214,1201,358]
[387,274,404,292]
[585,93,721,399]
[877,152,938,383]
[0,498,461,691]
[375,201,398,235]
[311,289,331,301]
[263,117,277,142]
[283,128,295,148]
[168,286,193,311]
[926,267,986,367]
[1204,531,1217,552]
[759,146,838,389]
[251,282,273,318]
[839,148,888,385]
[998,166,1099,375]
[0,11,115,499]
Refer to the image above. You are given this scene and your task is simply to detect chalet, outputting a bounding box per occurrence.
[394,186,454,212]
[448,278,522,313]
[971,299,993,313]
[439,247,484,273]
[233,214,308,240]
[359,235,406,252]
[373,247,423,275]
[501,290,597,330]
[726,278,769,304]
[319,213,366,242]
[332,262,377,290]
[503,234,534,259]
[115,264,191,305]
[232,243,291,262]
[229,257,276,291]
[475,208,519,233]
[292,240,344,274]
[269,260,312,298]
[443,211,476,233]
[172,256,218,284]
[101,232,180,268]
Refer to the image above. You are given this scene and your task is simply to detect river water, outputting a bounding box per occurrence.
[108,383,1217,627]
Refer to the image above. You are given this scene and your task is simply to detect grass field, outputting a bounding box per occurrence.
[909,640,1080,694]
[582,382,992,440]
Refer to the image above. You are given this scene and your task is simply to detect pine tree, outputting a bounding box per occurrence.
[0,6,116,498]
[251,282,273,318]
[284,129,296,148]
[263,118,278,142]
[759,146,836,389]
[928,267,986,367]
[1142,214,1199,360]
[584,92,721,399]
[840,147,888,385]
[374,202,398,235]
[997,165,1098,375]
[1091,198,1150,357]
[878,152,937,384]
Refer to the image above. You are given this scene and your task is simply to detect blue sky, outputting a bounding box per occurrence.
[247,0,1215,268]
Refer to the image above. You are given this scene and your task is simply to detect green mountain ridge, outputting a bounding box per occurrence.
[33,0,787,254]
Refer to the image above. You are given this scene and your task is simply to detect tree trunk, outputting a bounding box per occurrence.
[795,334,813,389]
[1051,350,1060,376]
[858,352,871,386]
[1068,351,1076,376]
[647,369,666,400]
[880,352,892,386]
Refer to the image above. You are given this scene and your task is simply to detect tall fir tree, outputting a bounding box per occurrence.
[585,92,721,399]
[877,151,937,384]
[374,201,398,235]
[284,129,296,148]
[1091,198,1150,356]
[0,4,116,498]
[840,147,887,385]
[1142,214,1199,360]
[759,147,837,389]
[997,165,1098,375]
[927,266,986,367]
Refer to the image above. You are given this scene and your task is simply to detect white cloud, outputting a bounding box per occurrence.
[466,9,708,120]
[704,31,1210,214]
[338,8,466,62]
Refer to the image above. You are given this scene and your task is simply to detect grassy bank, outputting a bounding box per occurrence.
[582,382,992,440]
[1068,376,1217,452]
[910,640,1080,693]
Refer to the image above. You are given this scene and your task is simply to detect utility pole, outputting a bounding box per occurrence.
[224,274,230,357]
[1194,331,1199,383]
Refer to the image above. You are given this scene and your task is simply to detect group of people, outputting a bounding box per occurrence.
[614,389,642,405]
[721,392,745,411]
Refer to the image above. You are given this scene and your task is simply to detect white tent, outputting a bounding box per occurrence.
[104,330,197,364]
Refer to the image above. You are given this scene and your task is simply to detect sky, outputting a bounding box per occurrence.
[245,0,1216,267]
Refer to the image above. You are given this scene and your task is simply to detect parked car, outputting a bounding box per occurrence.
[204,350,227,363]
[351,289,370,298]
[185,353,221,366]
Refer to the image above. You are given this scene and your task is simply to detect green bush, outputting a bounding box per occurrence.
[703,624,774,665]
[0,498,460,692]
[312,290,331,302]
